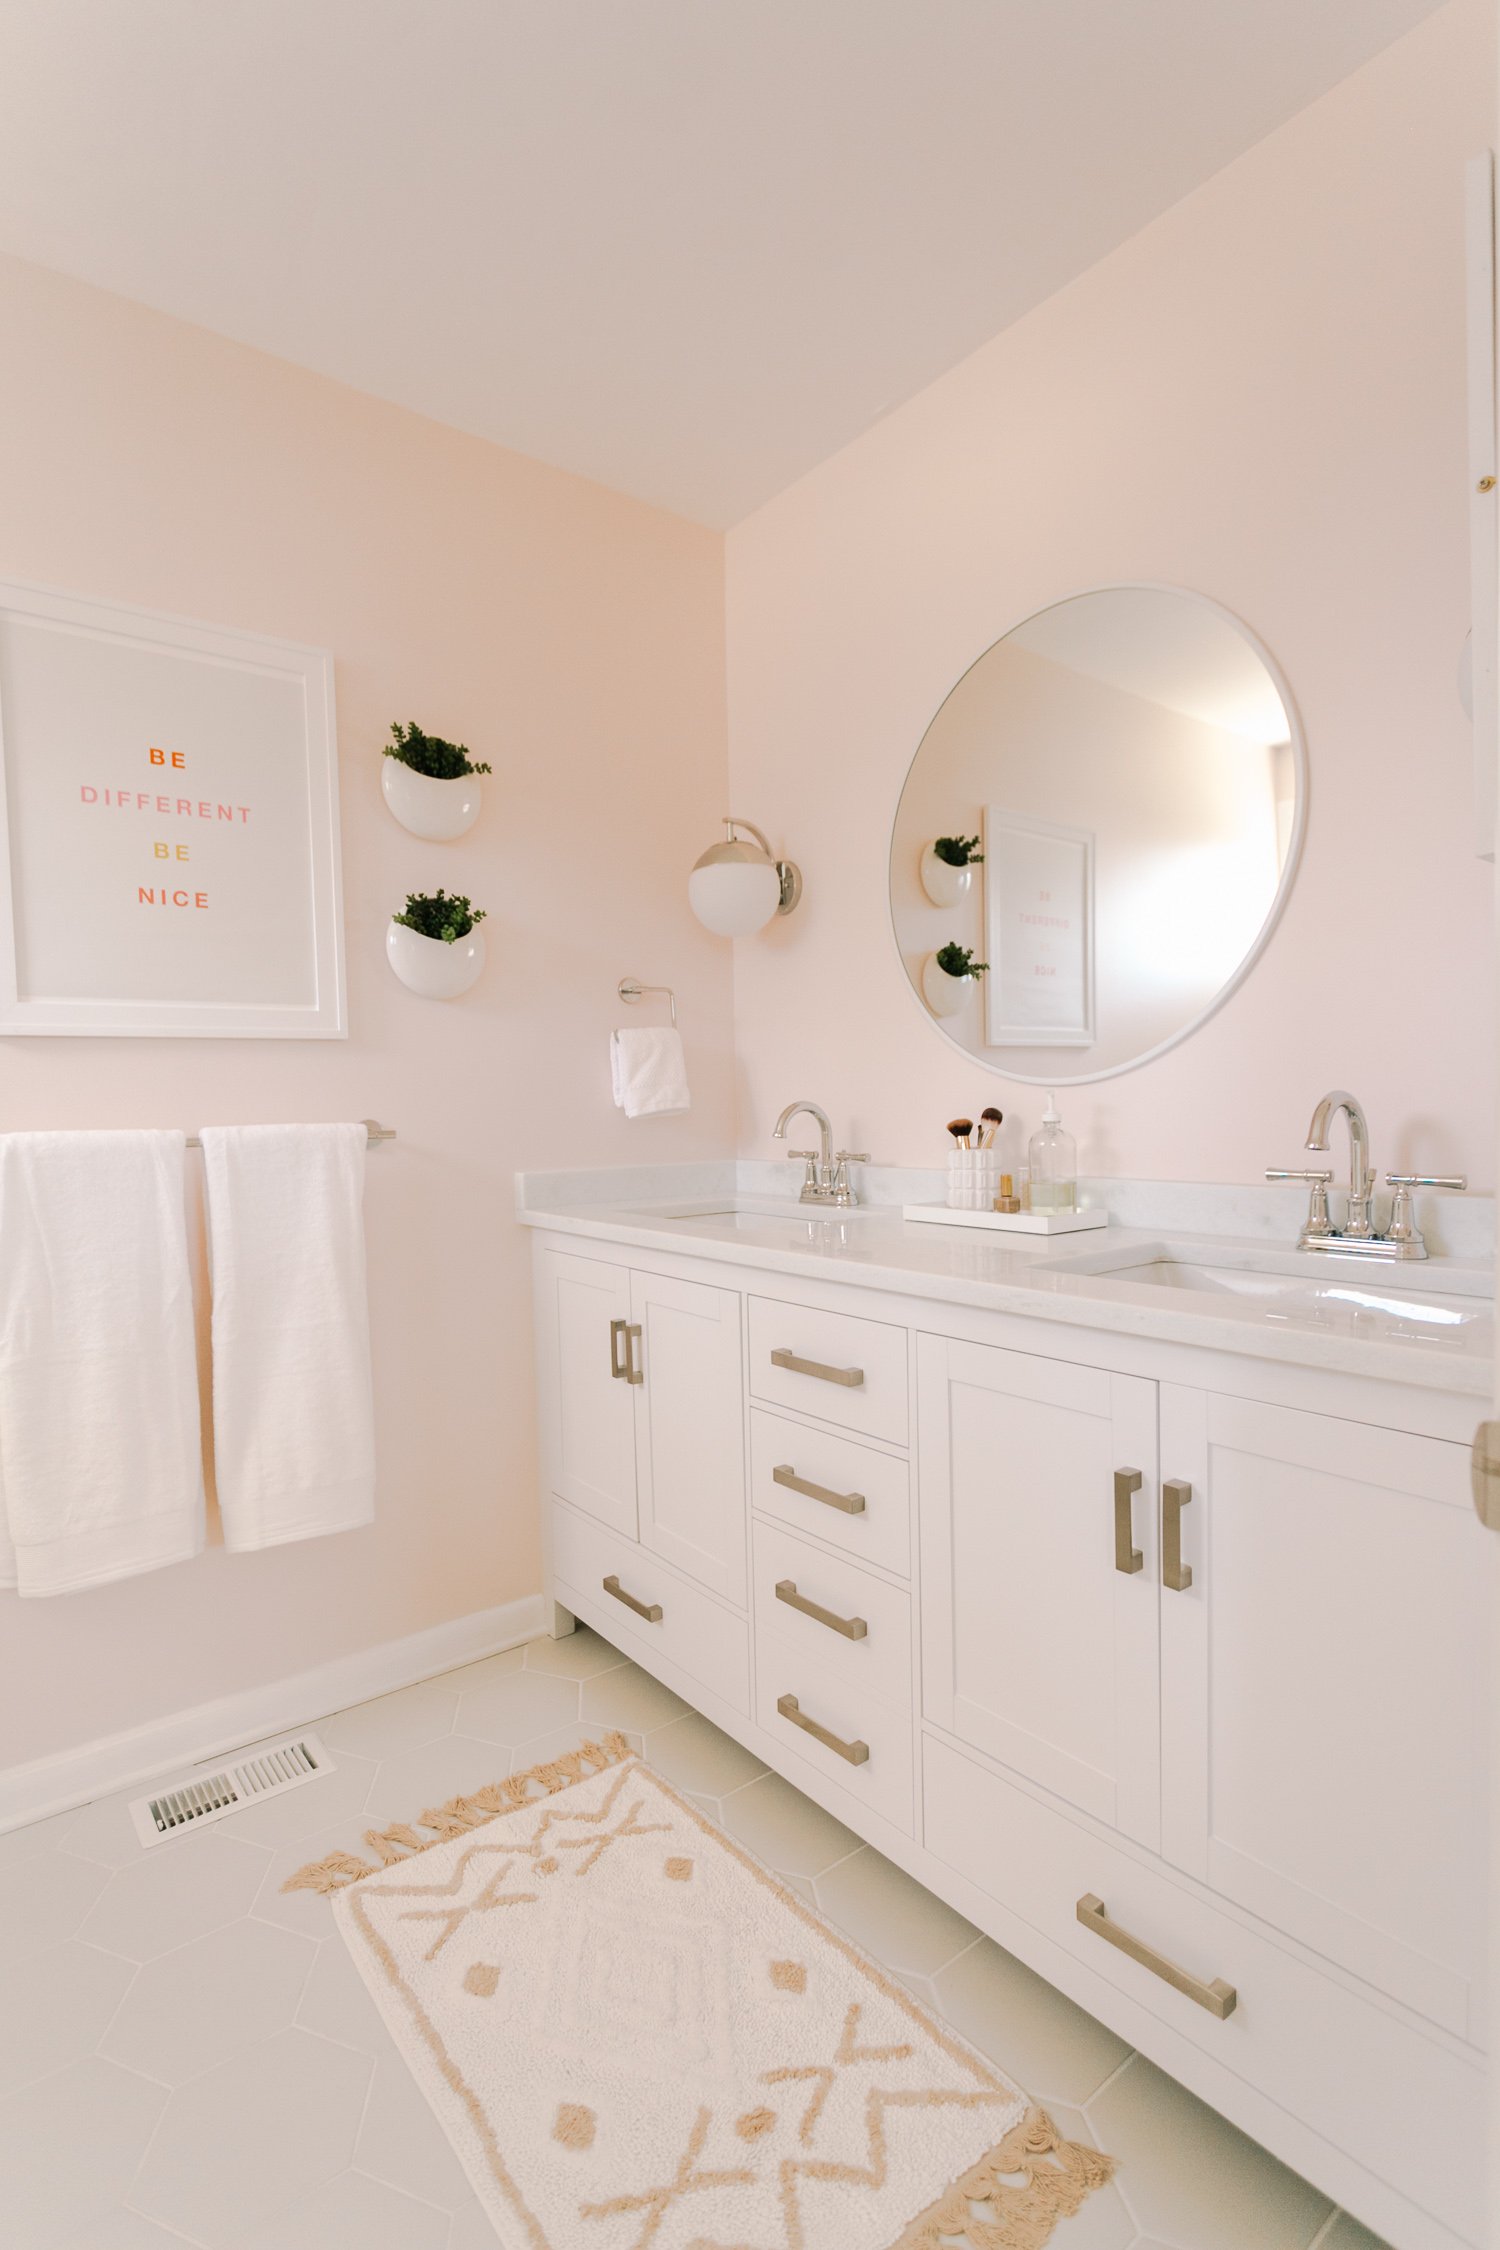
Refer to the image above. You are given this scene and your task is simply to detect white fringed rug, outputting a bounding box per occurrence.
[286,1735,1114,2249]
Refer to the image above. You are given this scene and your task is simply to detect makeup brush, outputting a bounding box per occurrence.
[947,1118,974,1150]
[979,1106,1004,1150]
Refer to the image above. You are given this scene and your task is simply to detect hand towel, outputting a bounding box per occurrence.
[200,1123,375,1551]
[610,1026,691,1118]
[0,1130,204,1597]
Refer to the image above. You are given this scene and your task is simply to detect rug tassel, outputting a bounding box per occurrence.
[282,1728,635,1893]
[896,2107,1116,2250]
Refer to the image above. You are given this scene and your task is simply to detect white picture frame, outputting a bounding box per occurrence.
[983,808,1094,1048]
[0,579,346,1037]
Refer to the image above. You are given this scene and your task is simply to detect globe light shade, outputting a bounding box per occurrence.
[688,821,801,937]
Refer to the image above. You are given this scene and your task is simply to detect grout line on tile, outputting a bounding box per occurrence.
[1079,2047,1138,2111]
[1305,2214,1342,2250]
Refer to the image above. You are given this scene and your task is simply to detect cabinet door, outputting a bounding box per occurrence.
[1159,1386,1485,2042]
[633,1269,746,1605]
[918,1334,1160,1847]
[534,1249,638,1537]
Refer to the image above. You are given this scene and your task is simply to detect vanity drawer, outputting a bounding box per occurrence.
[748,1296,909,1444]
[756,1632,915,1835]
[549,1500,749,1715]
[750,1409,911,1577]
[752,1519,912,1705]
[922,1736,1484,2245]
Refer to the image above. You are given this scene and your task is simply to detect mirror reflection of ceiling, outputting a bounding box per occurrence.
[889,587,1302,1085]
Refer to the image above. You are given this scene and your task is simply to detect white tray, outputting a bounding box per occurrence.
[902,1203,1108,1236]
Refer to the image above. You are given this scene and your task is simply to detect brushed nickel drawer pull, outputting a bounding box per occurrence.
[775,1578,867,1640]
[602,1573,662,1623]
[772,1463,866,1515]
[1076,1893,1236,2019]
[770,1347,864,1389]
[624,1322,643,1385]
[1163,1478,1193,1592]
[776,1692,869,1765]
[1113,1467,1143,1575]
[609,1318,629,1381]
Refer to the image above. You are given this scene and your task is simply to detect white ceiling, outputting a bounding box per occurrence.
[0,0,1445,526]
[1011,590,1291,742]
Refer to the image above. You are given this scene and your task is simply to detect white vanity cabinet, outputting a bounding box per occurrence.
[916,1334,1162,1849]
[528,1220,1490,2250]
[535,1246,747,1604]
[1156,1387,1485,2045]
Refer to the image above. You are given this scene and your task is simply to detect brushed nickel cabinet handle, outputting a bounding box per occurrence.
[1163,1478,1193,1592]
[775,1578,867,1640]
[602,1573,662,1623]
[1114,1468,1143,1575]
[624,1322,643,1385]
[609,1318,629,1381]
[776,1692,869,1765]
[1076,1893,1236,2018]
[772,1464,866,1515]
[770,1347,864,1389]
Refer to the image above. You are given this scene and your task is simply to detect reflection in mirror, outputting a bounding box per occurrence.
[889,587,1302,1084]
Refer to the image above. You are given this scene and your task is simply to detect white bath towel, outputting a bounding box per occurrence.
[200,1123,375,1551]
[610,1026,691,1117]
[0,1130,204,1597]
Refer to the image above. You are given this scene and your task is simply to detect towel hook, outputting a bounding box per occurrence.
[618,979,677,1028]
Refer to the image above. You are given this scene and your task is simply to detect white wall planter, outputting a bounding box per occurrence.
[920,845,974,908]
[922,953,980,1018]
[381,758,483,841]
[386,918,486,999]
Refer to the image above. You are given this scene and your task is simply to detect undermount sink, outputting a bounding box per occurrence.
[1043,1241,1492,1342]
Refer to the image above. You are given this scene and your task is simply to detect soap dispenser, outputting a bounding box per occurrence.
[1027,1093,1077,1214]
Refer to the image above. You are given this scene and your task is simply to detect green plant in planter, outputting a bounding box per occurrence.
[394,890,488,943]
[933,834,984,867]
[935,941,989,980]
[384,722,492,781]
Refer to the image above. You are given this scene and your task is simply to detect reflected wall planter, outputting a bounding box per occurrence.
[386,919,486,999]
[920,845,974,909]
[381,758,482,841]
[921,953,979,1019]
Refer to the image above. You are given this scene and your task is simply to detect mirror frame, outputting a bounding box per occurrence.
[887,583,1309,1086]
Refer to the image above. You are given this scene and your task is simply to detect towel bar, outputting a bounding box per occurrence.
[184,1120,395,1149]
[617,978,677,1027]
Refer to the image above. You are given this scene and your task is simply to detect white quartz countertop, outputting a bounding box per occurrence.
[518,1177,1495,1398]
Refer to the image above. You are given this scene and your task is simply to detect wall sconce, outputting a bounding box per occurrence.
[688,817,802,937]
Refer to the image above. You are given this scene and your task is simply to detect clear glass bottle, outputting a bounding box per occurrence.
[1026,1093,1077,1214]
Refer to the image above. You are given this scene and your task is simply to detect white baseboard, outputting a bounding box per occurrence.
[0,1592,547,1835]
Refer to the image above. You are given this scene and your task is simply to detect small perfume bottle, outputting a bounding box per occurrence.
[1026,1094,1077,1214]
[994,1173,1021,1214]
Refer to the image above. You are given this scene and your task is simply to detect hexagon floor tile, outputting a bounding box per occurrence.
[0,1845,112,1963]
[453,1669,582,1748]
[99,1917,317,2085]
[0,2057,168,2249]
[128,2026,372,2246]
[0,1628,1390,2248]
[0,1939,136,2099]
[80,1830,271,1962]
[932,1936,1131,2107]
[520,1622,628,1679]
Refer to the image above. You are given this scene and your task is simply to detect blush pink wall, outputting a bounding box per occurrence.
[0,252,734,1768]
[725,0,1495,1190]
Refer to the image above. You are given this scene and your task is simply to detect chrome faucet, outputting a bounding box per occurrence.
[772,1101,869,1208]
[1267,1089,1466,1259]
[1306,1089,1375,1238]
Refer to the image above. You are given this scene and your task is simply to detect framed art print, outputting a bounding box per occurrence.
[984,808,1094,1048]
[0,579,346,1036]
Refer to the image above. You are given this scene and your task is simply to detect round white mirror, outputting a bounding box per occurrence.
[889,586,1305,1084]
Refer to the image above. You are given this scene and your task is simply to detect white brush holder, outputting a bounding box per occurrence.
[946,1149,1003,1211]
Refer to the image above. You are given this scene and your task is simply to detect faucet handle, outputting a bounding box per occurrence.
[1266,1167,1334,1242]
[1384,1173,1468,1190]
[834,1151,871,1166]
